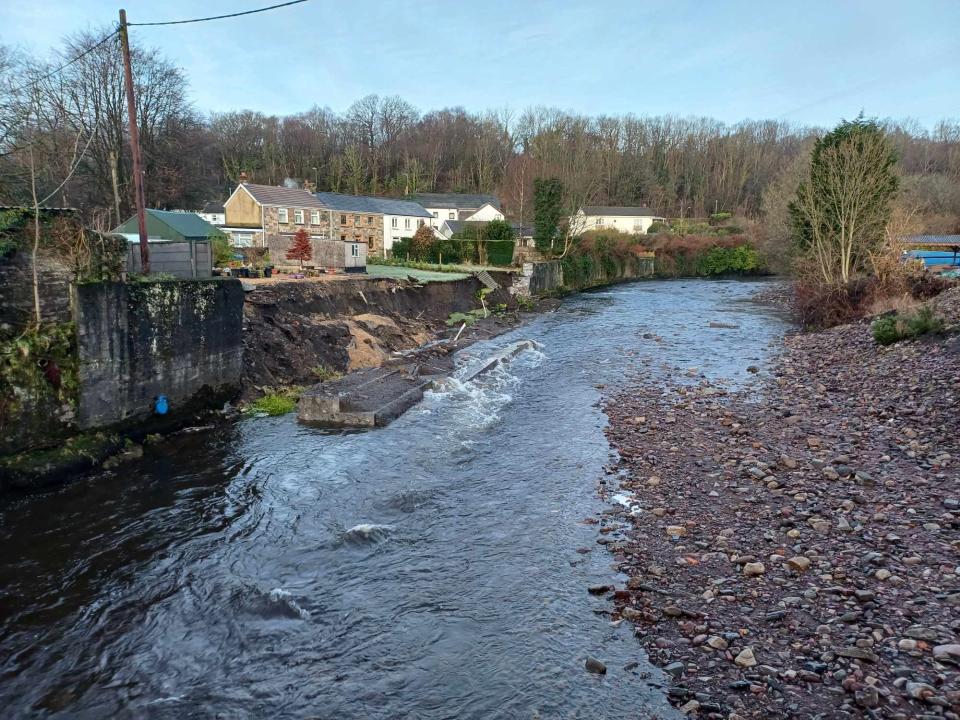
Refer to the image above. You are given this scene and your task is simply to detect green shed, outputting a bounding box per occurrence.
[114,209,223,242]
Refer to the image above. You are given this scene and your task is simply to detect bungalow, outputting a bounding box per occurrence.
[573,206,666,235]
[412,192,504,229]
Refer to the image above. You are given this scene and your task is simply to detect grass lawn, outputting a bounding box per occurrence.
[365,265,470,282]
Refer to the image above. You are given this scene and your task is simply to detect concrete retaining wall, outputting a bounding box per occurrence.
[74,279,244,429]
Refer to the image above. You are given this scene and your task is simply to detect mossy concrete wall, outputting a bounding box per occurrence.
[74,279,244,429]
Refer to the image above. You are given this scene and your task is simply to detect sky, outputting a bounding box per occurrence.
[1,0,957,128]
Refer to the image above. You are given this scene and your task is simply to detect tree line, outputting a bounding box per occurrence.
[1,30,958,233]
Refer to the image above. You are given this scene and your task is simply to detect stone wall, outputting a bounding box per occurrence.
[74,279,244,429]
[510,261,564,297]
[0,250,74,334]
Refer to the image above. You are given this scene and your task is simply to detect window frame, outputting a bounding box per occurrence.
[278,208,288,224]
[310,210,320,224]
[294,209,304,225]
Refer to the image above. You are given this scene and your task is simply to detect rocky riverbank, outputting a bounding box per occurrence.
[599,286,960,718]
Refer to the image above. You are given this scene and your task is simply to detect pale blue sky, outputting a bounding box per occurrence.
[2,0,957,127]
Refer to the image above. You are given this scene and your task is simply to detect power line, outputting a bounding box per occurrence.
[4,29,119,96]
[127,0,309,27]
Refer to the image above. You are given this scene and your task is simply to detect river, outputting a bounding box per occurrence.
[0,279,789,719]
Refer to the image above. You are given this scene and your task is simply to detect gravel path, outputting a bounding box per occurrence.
[599,287,960,719]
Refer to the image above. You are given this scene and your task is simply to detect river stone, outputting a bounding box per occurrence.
[663,661,685,679]
[665,525,687,537]
[734,647,757,667]
[707,635,729,650]
[932,644,960,662]
[836,647,878,663]
[787,556,810,572]
[585,657,607,674]
[743,562,766,577]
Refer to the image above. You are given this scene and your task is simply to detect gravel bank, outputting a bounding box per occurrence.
[599,287,960,719]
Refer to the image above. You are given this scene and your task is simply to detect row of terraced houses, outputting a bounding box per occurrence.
[214,182,505,259]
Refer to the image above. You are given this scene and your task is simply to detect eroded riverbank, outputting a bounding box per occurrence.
[601,287,960,718]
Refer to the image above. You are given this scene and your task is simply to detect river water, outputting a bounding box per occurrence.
[0,280,789,719]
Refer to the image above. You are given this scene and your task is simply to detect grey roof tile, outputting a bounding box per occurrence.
[411,193,501,211]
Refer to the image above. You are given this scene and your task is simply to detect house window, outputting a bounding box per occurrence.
[404,218,411,230]
[418,219,424,227]
[367,216,373,224]
[233,232,253,248]
[294,209,304,224]
[448,211,455,220]
[340,234,346,241]
[278,208,288,223]
[311,210,320,224]
[431,211,438,218]
[354,215,361,225]
[391,217,398,228]
[341,214,347,224]
[595,218,602,226]
[351,244,360,257]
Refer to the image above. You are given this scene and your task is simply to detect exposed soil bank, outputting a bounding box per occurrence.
[599,286,960,718]
[240,274,518,398]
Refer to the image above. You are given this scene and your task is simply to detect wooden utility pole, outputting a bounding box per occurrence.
[118,9,149,273]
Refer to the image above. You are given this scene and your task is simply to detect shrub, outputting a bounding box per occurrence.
[409,225,434,260]
[247,394,296,416]
[647,221,670,234]
[245,386,302,416]
[311,366,342,382]
[391,237,412,259]
[871,315,899,345]
[871,306,945,345]
[485,240,515,266]
[210,233,233,266]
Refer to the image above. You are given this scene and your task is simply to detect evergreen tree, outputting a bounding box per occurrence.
[533,178,564,253]
[409,224,434,261]
[789,115,898,286]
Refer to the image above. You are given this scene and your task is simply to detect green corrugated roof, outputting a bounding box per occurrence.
[147,209,219,238]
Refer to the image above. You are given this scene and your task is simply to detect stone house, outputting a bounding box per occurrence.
[315,192,430,256]
[223,182,333,250]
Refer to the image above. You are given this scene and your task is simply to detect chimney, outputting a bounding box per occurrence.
[239,171,249,183]
[304,180,317,193]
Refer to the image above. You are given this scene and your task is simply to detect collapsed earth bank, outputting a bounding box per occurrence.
[240,274,520,399]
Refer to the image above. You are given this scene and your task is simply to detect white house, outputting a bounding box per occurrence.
[198,201,226,227]
[411,193,504,229]
[573,206,666,235]
[372,198,433,253]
